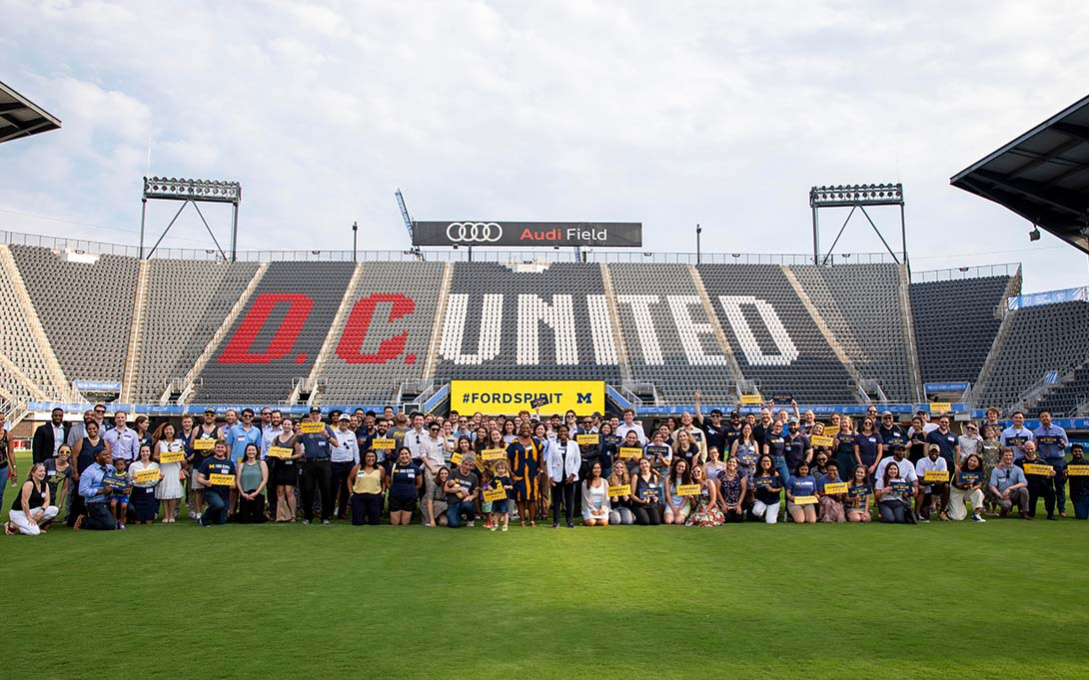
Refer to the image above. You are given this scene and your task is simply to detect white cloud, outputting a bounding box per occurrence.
[0,0,1086,290]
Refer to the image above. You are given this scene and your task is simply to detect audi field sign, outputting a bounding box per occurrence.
[412,221,642,248]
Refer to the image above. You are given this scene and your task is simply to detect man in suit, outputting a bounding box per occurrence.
[32,407,70,464]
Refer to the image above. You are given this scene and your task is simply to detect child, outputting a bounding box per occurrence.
[111,458,130,530]
[479,468,495,529]
[490,459,514,532]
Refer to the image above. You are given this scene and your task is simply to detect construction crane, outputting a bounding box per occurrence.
[395,188,423,260]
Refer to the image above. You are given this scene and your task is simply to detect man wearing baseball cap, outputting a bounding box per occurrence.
[879,412,906,451]
[694,391,724,454]
[915,443,950,521]
[298,407,336,525]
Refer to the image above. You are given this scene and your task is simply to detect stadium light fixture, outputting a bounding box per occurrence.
[140,176,242,262]
[810,182,907,270]
[1029,226,1041,241]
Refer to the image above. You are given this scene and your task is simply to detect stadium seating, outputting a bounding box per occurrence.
[0,246,68,398]
[130,259,260,402]
[695,264,857,403]
[609,263,733,403]
[434,263,622,384]
[322,261,445,404]
[194,261,354,403]
[978,300,1089,409]
[910,275,1012,385]
[9,245,138,383]
[790,264,914,402]
[1032,363,1089,417]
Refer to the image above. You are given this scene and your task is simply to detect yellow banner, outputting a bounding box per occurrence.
[481,449,507,462]
[794,495,818,505]
[618,446,643,459]
[483,487,507,503]
[371,438,396,450]
[576,434,600,446]
[450,380,605,416]
[209,473,235,486]
[134,469,160,484]
[608,484,631,497]
[299,421,325,434]
[810,434,834,448]
[822,482,849,495]
[923,470,950,482]
[929,402,951,414]
[159,450,185,464]
[268,446,293,459]
[1066,465,1089,477]
[193,438,216,451]
[740,394,763,405]
[676,483,701,496]
[1023,463,1054,476]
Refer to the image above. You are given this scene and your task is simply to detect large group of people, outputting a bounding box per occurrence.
[2,395,1086,536]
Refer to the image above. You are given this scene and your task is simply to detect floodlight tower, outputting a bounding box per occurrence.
[395,188,423,260]
[809,183,907,270]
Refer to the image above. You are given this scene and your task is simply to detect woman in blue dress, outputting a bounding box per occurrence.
[507,424,542,527]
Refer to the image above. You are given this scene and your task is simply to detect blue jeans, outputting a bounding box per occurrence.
[0,467,8,519]
[83,502,117,530]
[1073,495,1089,520]
[202,491,229,526]
[772,456,792,490]
[446,500,475,527]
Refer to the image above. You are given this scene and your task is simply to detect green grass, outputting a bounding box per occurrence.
[3,452,1089,679]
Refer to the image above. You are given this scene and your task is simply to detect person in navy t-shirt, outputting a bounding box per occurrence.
[198,440,236,527]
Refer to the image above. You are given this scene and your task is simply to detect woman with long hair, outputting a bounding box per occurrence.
[731,422,759,483]
[128,443,161,524]
[501,419,517,444]
[349,449,387,526]
[631,457,662,525]
[785,461,818,524]
[235,443,268,524]
[751,454,782,524]
[686,464,724,527]
[834,416,858,484]
[947,452,987,522]
[580,460,611,526]
[717,456,747,523]
[846,464,872,522]
[508,424,543,527]
[855,416,884,479]
[153,421,185,523]
[5,463,58,536]
[816,461,846,523]
[875,461,913,523]
[663,458,694,525]
[607,461,634,525]
[386,447,422,526]
[273,419,301,523]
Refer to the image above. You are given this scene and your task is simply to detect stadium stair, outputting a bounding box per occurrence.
[179,263,268,403]
[598,263,633,383]
[303,263,363,407]
[121,260,150,403]
[422,263,454,382]
[688,264,745,391]
[781,265,867,402]
[898,264,924,402]
[969,272,1025,408]
[0,245,73,401]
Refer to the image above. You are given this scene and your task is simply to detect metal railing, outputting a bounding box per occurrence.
[910,263,1021,283]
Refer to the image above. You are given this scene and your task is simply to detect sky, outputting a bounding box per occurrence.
[1,0,1088,292]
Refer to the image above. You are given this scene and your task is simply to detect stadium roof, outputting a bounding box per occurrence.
[0,80,61,144]
[951,93,1089,255]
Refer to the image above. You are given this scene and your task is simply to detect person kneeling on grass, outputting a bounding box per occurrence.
[947,453,987,522]
[686,464,724,527]
[581,460,611,526]
[751,455,782,524]
[989,449,1031,519]
[914,444,951,522]
[444,454,480,528]
[74,448,121,531]
[845,465,872,523]
[875,462,914,524]
[197,440,236,527]
[6,463,59,536]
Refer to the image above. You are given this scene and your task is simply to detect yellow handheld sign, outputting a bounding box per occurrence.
[481,449,507,462]
[134,469,161,484]
[810,434,835,448]
[159,450,185,464]
[371,438,396,450]
[608,484,631,497]
[793,495,818,505]
[923,470,950,483]
[740,394,763,405]
[268,446,293,459]
[676,483,701,496]
[193,438,215,451]
[822,482,849,495]
[929,402,951,414]
[209,473,235,486]
[1023,463,1055,476]
[1066,466,1089,477]
[299,421,325,434]
[618,446,643,459]
[450,452,464,466]
[483,487,507,503]
[576,434,600,446]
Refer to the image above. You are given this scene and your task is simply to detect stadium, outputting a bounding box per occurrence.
[4,11,1089,678]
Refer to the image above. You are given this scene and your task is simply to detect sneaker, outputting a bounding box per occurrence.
[322,519,331,525]
[916,513,930,523]
[501,525,508,532]
[467,521,475,528]
[971,513,986,523]
[117,522,127,530]
[490,525,497,532]
[567,522,575,528]
[1046,515,1058,521]
[552,523,560,529]
[195,513,202,521]
[302,519,311,525]
[188,510,197,519]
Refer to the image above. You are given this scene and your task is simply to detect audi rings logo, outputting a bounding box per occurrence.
[446,222,503,243]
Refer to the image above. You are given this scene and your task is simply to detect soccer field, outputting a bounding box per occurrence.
[3,495,1088,679]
